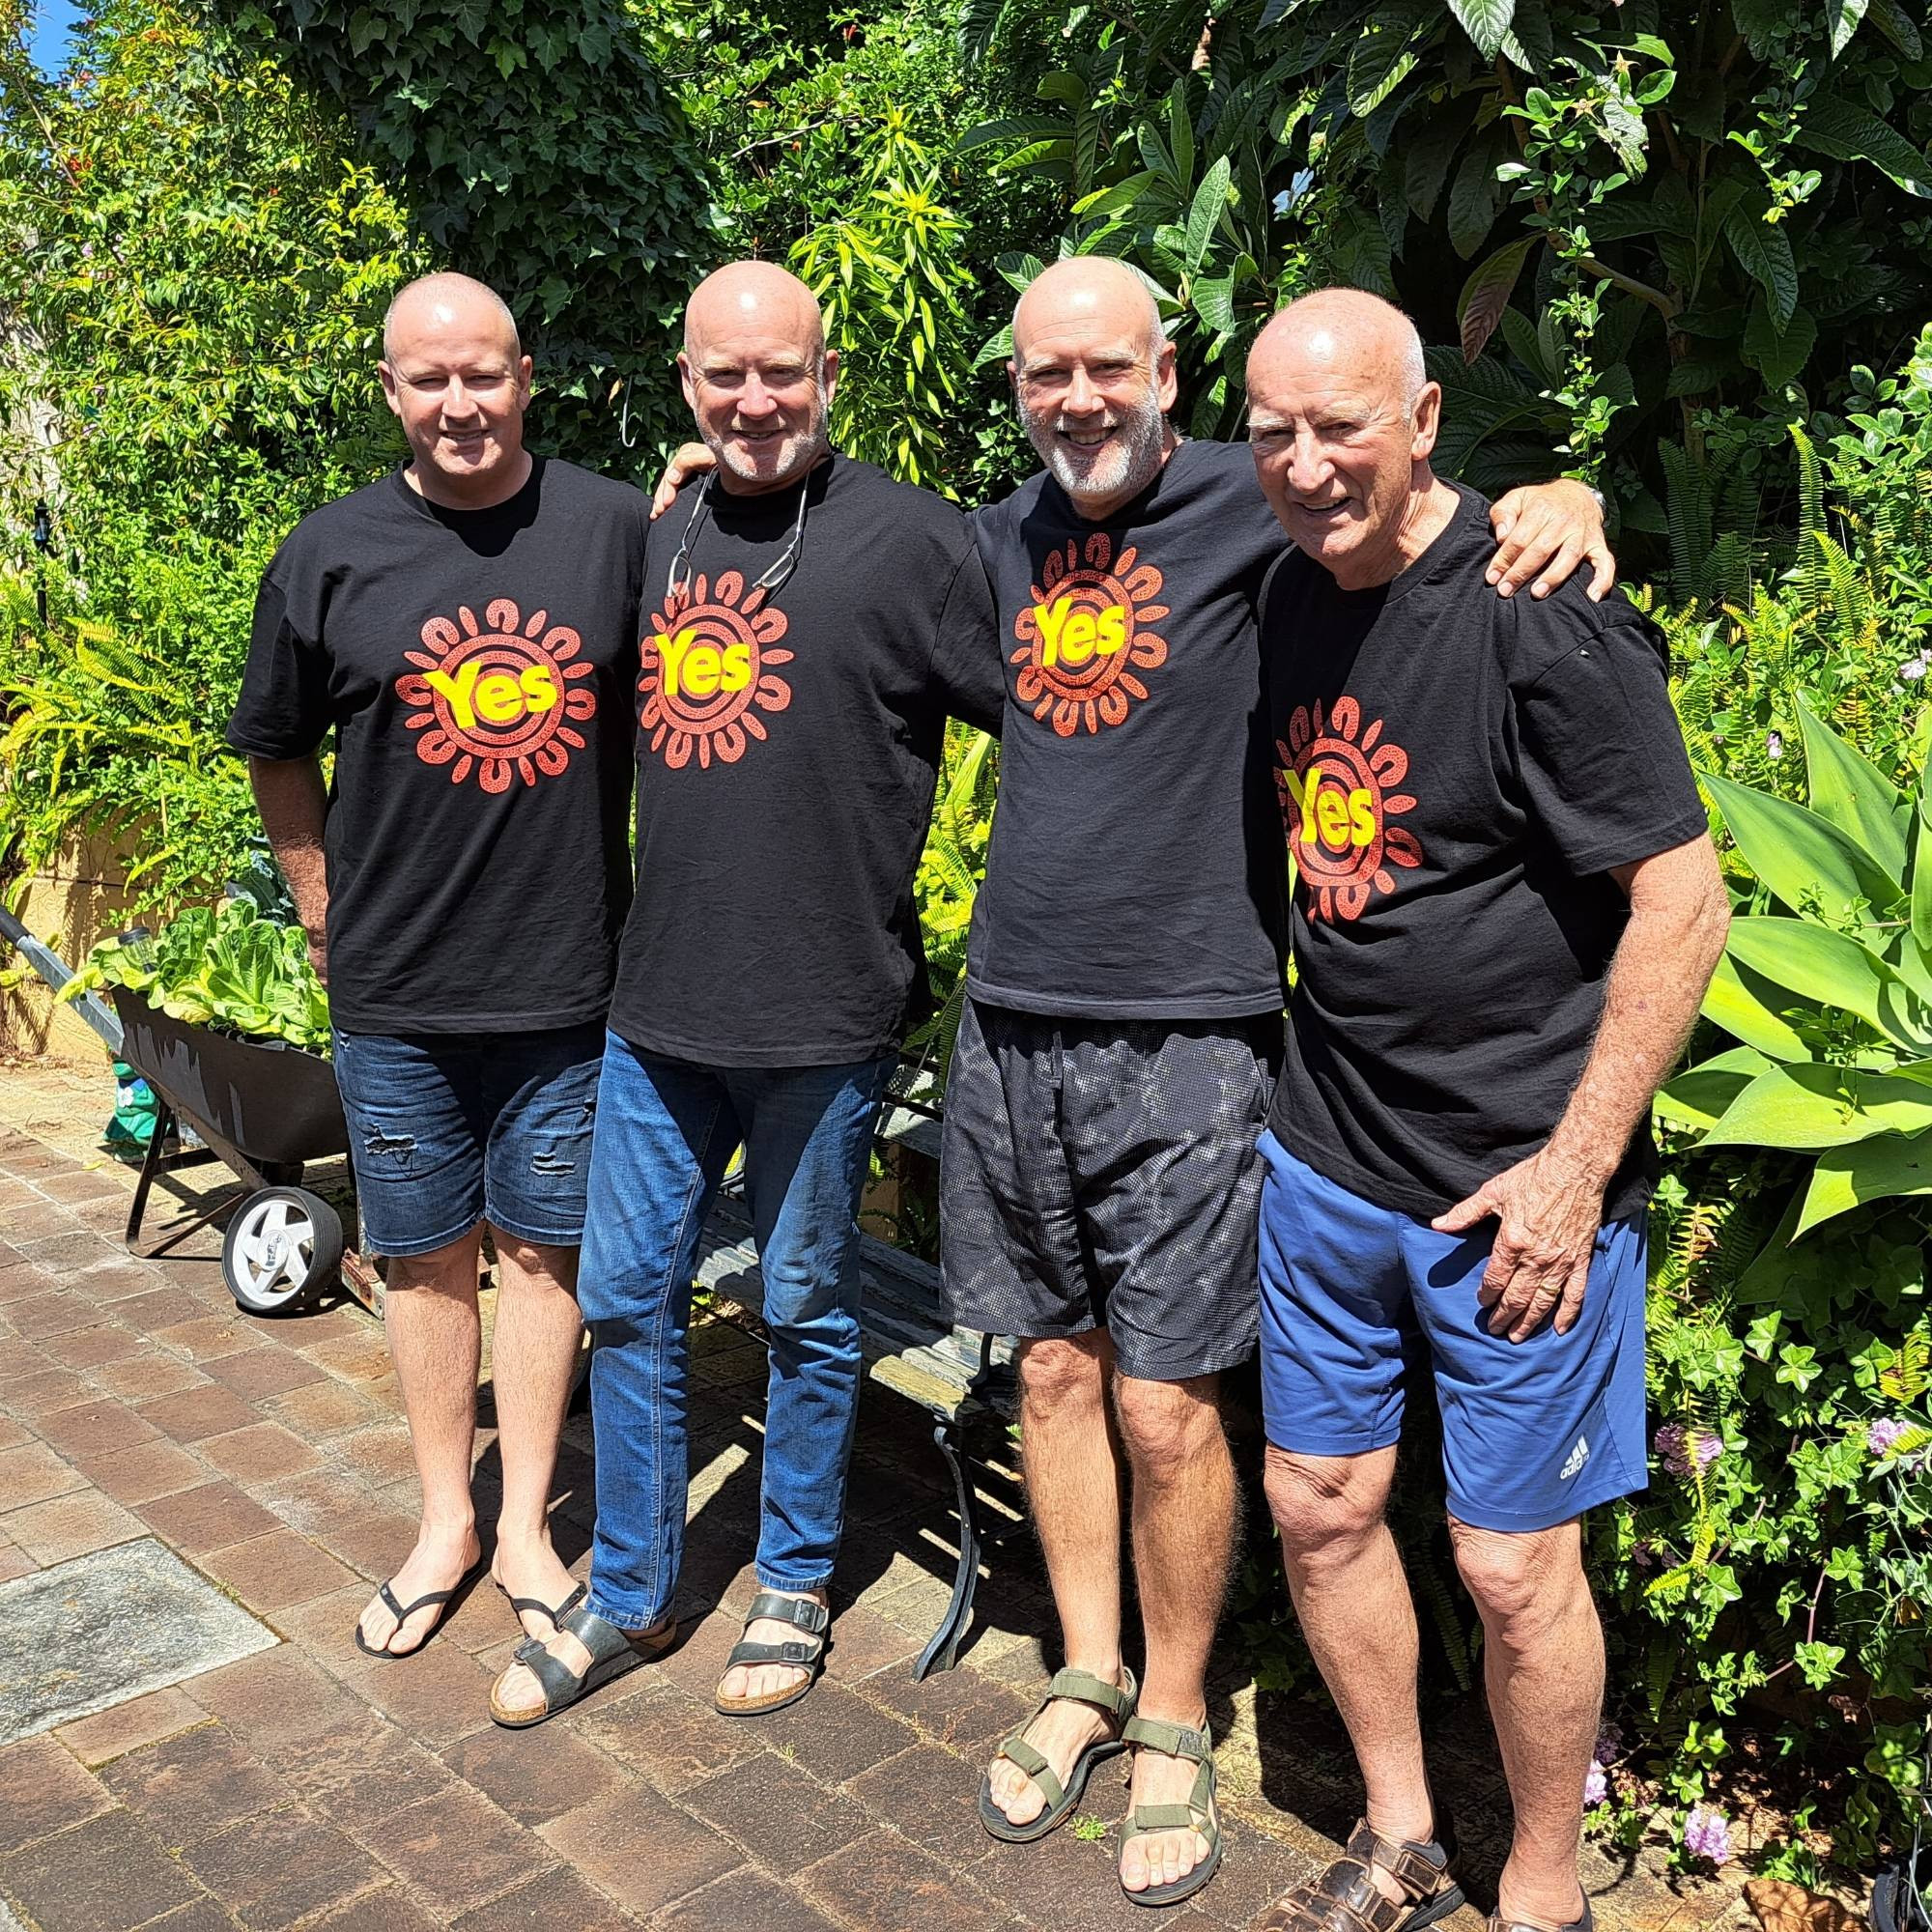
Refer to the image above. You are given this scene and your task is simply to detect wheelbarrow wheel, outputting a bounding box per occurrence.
[222,1186,344,1315]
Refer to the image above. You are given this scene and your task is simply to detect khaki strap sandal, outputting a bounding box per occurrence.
[714,1591,832,1718]
[1119,1713,1222,1909]
[977,1665,1139,1844]
[1254,1817,1464,1932]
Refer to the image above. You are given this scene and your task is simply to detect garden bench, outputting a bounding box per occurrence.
[691,1065,1015,1679]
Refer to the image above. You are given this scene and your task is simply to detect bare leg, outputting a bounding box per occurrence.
[1450,1517,1598,1927]
[985,1331,1130,1828]
[358,1232,485,1654]
[1113,1371,1236,1895]
[487,1231,583,1636]
[1265,1442,1433,1881]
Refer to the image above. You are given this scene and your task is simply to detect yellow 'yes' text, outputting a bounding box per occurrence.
[656,629,753,700]
[1281,762,1376,849]
[1033,599,1127,669]
[423,660,558,731]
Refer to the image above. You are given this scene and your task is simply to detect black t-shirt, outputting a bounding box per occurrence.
[1261,482,1708,1224]
[609,454,1006,1066]
[965,440,1289,1019]
[225,458,645,1035]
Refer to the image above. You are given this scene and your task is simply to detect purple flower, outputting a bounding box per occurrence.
[1594,1725,1622,1765]
[1868,1417,1911,1458]
[1683,1804,1732,1865]
[1904,659,1928,682]
[1766,731,1783,761]
[1584,1763,1608,1805]
[1655,1424,1720,1479]
[1632,1539,1658,1572]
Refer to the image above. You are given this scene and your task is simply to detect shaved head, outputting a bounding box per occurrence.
[1011,256,1165,362]
[684,261,826,363]
[377,272,531,510]
[1009,257,1177,518]
[1244,287,1453,589]
[383,272,521,366]
[1249,288,1426,413]
[678,260,837,497]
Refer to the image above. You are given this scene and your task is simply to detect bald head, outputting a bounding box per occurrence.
[1249,289,1426,413]
[678,260,836,497]
[1244,288,1455,590]
[378,272,531,511]
[1011,257,1165,364]
[383,272,521,366]
[684,261,825,363]
[1009,258,1176,517]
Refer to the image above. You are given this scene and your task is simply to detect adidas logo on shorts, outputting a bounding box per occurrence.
[1560,1435,1591,1481]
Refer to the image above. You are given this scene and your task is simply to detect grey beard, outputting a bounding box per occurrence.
[1035,398,1168,508]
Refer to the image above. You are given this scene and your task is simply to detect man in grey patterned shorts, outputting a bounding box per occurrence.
[946,257,1615,1910]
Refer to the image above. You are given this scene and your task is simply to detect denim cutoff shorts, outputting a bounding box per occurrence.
[330,1022,604,1260]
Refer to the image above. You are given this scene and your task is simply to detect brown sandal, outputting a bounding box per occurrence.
[1488,1902,1594,1932]
[1254,1817,1463,1932]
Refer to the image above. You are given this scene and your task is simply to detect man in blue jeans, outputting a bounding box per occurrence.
[488,261,1005,1726]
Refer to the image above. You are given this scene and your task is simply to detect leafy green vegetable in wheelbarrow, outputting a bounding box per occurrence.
[63,898,330,1053]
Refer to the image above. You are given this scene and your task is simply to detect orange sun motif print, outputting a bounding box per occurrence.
[1277,696,1425,923]
[639,570,794,770]
[1012,533,1169,736]
[396,597,598,793]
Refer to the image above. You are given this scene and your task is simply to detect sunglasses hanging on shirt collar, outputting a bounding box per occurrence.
[666,469,811,606]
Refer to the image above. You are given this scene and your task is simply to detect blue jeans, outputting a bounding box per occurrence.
[578,1031,895,1632]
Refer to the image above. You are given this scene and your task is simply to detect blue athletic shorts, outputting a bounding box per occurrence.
[331,1023,604,1260]
[1256,1131,1648,1532]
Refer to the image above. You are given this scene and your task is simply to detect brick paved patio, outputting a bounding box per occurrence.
[0,1056,1746,1932]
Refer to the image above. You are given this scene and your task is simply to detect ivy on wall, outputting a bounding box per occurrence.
[209,0,724,469]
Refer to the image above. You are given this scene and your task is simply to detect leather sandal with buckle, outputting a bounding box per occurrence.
[1254,1817,1464,1932]
[487,1601,676,1729]
[714,1591,831,1718]
[978,1665,1139,1844]
[1489,1898,1594,1932]
[1119,1713,1222,1909]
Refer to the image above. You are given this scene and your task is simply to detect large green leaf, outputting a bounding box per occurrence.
[1458,235,1537,362]
[1700,767,1903,923]
[1347,19,1420,119]
[1723,201,1799,327]
[1726,916,1932,1050]
[1700,952,1811,1061]
[1655,1045,1776,1131]
[1741,299,1816,390]
[1184,156,1232,274]
[1913,799,1932,961]
[1827,0,1870,56]
[1797,1130,1932,1236]
[1700,1062,1932,1151]
[1447,0,1516,58]
[1791,94,1932,198]
[1447,140,1501,260]
[1795,698,1908,886]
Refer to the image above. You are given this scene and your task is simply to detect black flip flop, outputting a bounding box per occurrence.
[352,1557,484,1661]
[499,1577,587,1636]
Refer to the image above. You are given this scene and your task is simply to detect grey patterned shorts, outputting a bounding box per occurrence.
[939,999,1281,1381]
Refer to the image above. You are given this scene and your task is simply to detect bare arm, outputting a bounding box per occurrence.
[1433,832,1730,1339]
[247,754,330,984]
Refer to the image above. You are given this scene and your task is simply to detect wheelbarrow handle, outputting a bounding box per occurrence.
[0,907,125,1056]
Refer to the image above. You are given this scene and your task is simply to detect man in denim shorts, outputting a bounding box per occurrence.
[1242,292,1728,1932]
[227,273,647,1662]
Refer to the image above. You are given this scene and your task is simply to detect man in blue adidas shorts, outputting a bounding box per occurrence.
[1242,290,1729,1932]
